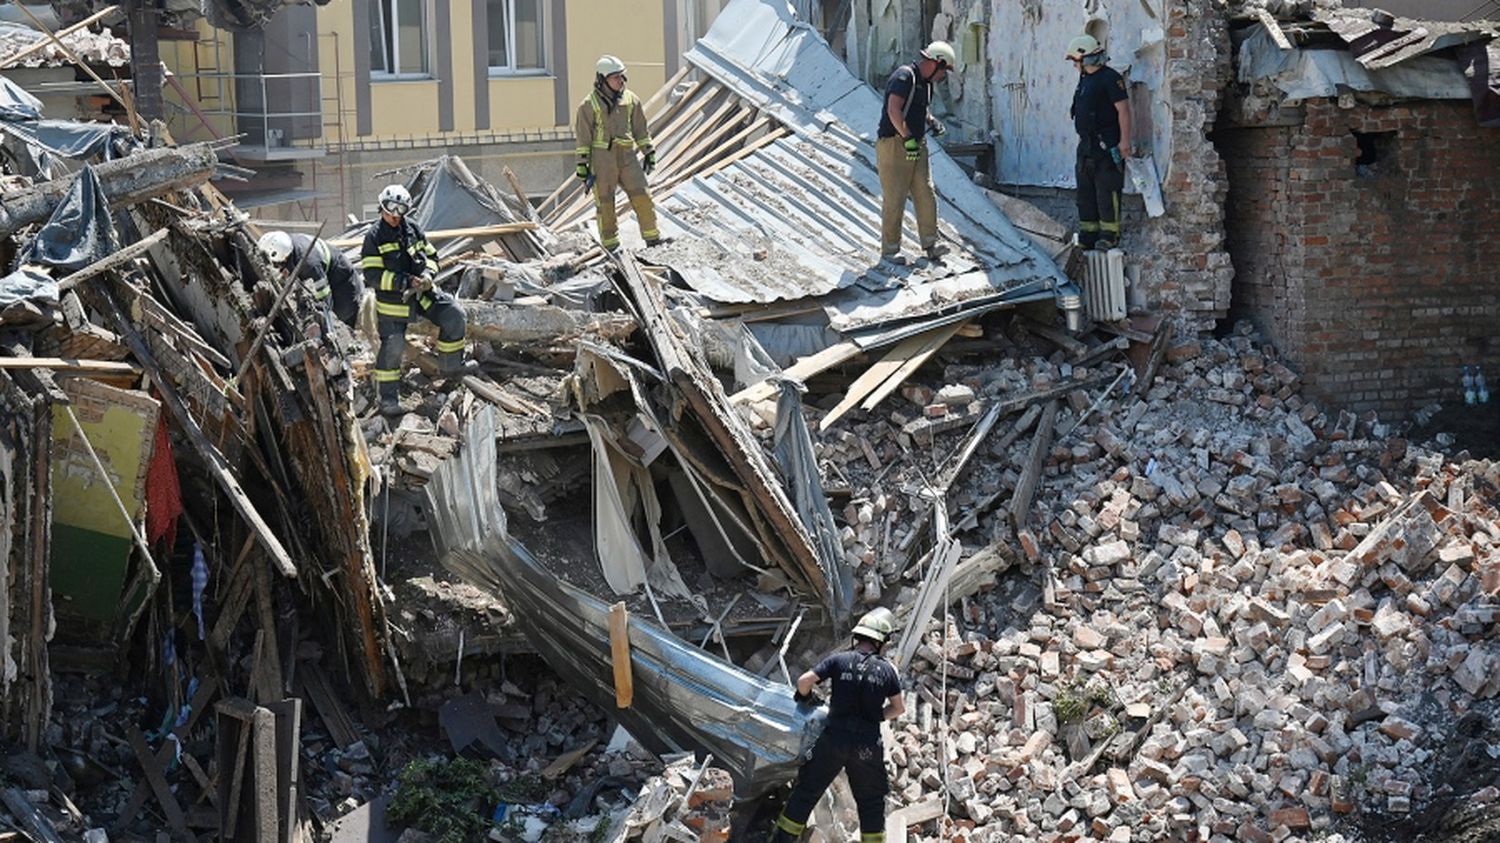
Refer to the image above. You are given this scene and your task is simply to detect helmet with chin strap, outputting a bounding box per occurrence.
[595,54,626,78]
[378,183,411,217]
[257,231,294,266]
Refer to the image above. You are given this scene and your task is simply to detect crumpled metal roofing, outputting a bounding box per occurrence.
[654,0,1069,324]
[426,406,823,797]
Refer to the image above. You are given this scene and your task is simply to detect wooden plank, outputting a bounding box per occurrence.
[988,402,1043,459]
[217,698,257,840]
[0,788,63,843]
[56,228,170,292]
[818,322,962,431]
[92,285,297,576]
[1019,316,1088,358]
[1257,9,1294,50]
[1010,399,1059,530]
[856,320,968,415]
[609,602,633,709]
[730,341,861,405]
[1134,321,1173,397]
[326,222,537,249]
[297,664,360,751]
[250,706,279,843]
[126,725,192,842]
[541,739,599,779]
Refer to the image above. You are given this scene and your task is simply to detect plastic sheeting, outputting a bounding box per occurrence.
[0,76,131,166]
[0,266,58,308]
[20,165,115,271]
[408,156,517,236]
[771,380,851,623]
[1237,25,1472,102]
[427,406,822,796]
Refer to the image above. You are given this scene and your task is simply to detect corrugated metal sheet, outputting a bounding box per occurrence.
[427,406,824,797]
[653,0,1070,321]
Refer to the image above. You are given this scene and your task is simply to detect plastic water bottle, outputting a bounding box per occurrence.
[1477,367,1490,404]
[1463,366,1477,405]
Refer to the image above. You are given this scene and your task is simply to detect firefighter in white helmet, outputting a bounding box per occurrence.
[257,230,364,329]
[771,607,905,843]
[1066,34,1132,250]
[875,40,956,264]
[358,184,475,417]
[574,55,662,252]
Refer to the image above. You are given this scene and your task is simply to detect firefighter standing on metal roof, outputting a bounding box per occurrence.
[1067,34,1132,250]
[359,184,474,418]
[876,40,956,265]
[770,608,905,843]
[575,55,662,252]
[257,230,364,330]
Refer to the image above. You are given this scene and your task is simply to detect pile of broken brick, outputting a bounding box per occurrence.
[793,322,1497,842]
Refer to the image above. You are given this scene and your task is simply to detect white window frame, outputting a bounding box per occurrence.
[372,0,431,80]
[487,0,549,77]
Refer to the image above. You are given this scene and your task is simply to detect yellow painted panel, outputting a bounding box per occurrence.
[451,1,477,133]
[51,379,160,540]
[369,80,442,136]
[562,0,667,126]
[486,75,557,131]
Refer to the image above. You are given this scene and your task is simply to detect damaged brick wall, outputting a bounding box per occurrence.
[1221,98,1500,418]
[1134,0,1235,333]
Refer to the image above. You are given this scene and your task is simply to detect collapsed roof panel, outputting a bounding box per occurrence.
[670,0,1067,304]
[428,406,820,797]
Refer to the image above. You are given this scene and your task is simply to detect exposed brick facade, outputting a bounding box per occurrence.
[1220,98,1500,419]
[1134,0,1235,333]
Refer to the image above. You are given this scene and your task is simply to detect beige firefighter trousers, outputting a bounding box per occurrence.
[592,144,659,249]
[876,136,939,257]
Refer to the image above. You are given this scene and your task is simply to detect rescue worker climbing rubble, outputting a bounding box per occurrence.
[257,230,364,330]
[359,183,474,418]
[876,40,955,265]
[1067,34,1133,250]
[771,607,905,843]
[574,54,662,252]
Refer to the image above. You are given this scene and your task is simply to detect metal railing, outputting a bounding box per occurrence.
[172,68,327,150]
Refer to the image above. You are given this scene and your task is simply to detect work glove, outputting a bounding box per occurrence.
[929,117,946,137]
[793,688,822,709]
[903,136,920,161]
[575,160,591,181]
[642,150,656,175]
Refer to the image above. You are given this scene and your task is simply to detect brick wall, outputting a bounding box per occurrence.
[1221,98,1500,419]
[1134,0,1235,333]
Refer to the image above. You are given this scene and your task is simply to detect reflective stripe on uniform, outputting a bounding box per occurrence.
[378,241,401,253]
[380,270,397,291]
[774,815,805,835]
[373,368,402,383]
[316,239,333,272]
[589,91,641,150]
[861,834,886,843]
[311,285,331,300]
[375,300,410,318]
[1079,221,1101,232]
[360,255,385,269]
[435,337,466,353]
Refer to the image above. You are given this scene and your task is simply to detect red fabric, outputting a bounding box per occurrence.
[145,413,183,551]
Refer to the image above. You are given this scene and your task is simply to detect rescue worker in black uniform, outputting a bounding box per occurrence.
[771,607,905,843]
[1067,34,1133,250]
[257,230,364,329]
[359,184,473,417]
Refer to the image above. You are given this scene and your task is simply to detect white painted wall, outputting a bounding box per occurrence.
[988,0,1171,188]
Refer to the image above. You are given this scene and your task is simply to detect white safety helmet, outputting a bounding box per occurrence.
[1066,34,1104,60]
[921,40,958,69]
[852,607,896,646]
[595,54,627,78]
[257,230,294,266]
[378,183,412,217]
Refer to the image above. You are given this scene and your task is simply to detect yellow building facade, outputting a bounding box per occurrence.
[162,0,729,224]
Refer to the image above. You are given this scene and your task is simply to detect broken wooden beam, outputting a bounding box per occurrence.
[409,301,636,347]
[1019,316,1089,358]
[0,5,120,70]
[820,320,967,431]
[1010,399,1059,529]
[126,725,193,842]
[0,143,221,237]
[92,284,297,577]
[731,340,862,405]
[56,229,170,292]
[0,357,140,375]
[326,222,538,249]
[609,602,633,709]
